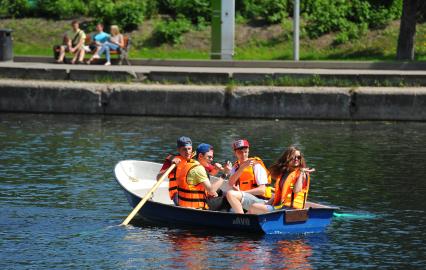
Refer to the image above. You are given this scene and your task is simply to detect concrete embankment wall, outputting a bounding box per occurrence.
[0,79,425,121]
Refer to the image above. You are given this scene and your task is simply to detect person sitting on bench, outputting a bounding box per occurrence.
[87,25,124,66]
[56,20,86,64]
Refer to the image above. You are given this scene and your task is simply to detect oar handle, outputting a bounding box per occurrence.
[121,163,176,226]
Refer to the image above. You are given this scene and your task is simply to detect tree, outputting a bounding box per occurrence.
[396,0,426,60]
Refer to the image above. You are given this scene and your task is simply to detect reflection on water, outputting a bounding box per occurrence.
[1,113,426,269]
[120,226,318,270]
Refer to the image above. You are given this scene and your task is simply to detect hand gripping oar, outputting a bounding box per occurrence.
[121,163,176,226]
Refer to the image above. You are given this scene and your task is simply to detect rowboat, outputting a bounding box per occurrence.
[115,160,338,234]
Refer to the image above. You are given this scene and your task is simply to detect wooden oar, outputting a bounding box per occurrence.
[121,163,176,226]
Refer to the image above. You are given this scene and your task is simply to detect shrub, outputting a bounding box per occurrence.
[0,0,32,18]
[152,16,192,45]
[114,0,146,31]
[237,0,288,24]
[157,0,210,24]
[36,0,88,19]
[89,0,145,31]
[144,0,158,19]
[304,0,352,38]
[304,0,402,42]
[334,22,368,45]
[368,0,403,29]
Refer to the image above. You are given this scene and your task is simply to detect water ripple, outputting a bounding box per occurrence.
[1,114,426,269]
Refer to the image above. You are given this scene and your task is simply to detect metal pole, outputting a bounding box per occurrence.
[293,0,300,61]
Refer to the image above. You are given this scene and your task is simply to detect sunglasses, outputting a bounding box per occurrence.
[293,155,301,161]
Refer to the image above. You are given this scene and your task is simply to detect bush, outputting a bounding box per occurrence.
[334,22,368,45]
[89,0,145,31]
[144,0,158,19]
[304,0,351,38]
[152,16,192,45]
[304,0,402,42]
[237,0,288,24]
[36,0,88,19]
[114,0,146,31]
[157,0,210,24]
[369,0,403,28]
[0,0,32,18]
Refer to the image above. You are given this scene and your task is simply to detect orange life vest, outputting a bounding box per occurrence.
[233,157,272,199]
[176,159,209,210]
[167,155,186,200]
[272,169,310,209]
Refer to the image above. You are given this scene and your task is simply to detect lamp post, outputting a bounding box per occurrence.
[293,0,300,61]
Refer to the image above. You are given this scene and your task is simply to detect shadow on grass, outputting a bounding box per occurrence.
[327,48,395,61]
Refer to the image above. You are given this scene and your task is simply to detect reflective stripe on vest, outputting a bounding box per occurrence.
[176,160,208,209]
[234,157,272,199]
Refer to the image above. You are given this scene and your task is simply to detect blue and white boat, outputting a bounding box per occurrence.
[115,160,338,234]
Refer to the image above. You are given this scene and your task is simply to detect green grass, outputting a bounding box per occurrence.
[131,48,209,60]
[1,18,425,61]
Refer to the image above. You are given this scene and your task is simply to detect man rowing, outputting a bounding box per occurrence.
[157,136,193,205]
[157,138,226,209]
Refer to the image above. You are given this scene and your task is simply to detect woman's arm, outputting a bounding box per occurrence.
[293,171,305,193]
[118,34,125,48]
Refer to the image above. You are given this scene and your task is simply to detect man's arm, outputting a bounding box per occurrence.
[228,159,254,186]
[201,178,224,196]
[156,155,173,180]
[244,185,266,196]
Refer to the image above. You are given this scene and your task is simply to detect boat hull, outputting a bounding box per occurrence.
[123,187,336,234]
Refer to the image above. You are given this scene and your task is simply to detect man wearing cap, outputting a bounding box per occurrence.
[196,143,227,177]
[225,139,271,214]
[173,143,226,209]
[157,136,193,205]
[194,143,233,211]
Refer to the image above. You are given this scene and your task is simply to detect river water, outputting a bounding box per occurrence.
[1,113,425,269]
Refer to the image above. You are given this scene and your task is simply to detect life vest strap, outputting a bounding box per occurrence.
[178,195,207,203]
[177,187,206,195]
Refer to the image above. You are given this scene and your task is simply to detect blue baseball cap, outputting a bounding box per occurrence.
[196,143,213,155]
[177,136,192,148]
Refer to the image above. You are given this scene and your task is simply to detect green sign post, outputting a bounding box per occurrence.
[211,0,235,60]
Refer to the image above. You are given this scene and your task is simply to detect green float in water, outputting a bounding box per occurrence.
[333,212,377,220]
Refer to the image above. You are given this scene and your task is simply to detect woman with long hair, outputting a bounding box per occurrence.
[247,146,314,214]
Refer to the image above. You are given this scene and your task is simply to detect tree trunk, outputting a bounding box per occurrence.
[396,0,418,60]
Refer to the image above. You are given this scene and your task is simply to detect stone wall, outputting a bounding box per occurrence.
[1,79,425,121]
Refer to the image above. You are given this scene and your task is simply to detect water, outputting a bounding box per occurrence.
[1,113,425,269]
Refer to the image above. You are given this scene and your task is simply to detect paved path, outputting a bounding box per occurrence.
[1,61,426,75]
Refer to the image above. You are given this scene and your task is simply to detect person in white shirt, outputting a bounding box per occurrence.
[225,139,270,214]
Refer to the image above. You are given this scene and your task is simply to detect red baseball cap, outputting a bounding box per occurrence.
[233,139,250,150]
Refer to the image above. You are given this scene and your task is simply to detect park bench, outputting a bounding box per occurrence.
[54,34,131,65]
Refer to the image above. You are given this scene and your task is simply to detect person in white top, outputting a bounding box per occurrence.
[225,139,270,214]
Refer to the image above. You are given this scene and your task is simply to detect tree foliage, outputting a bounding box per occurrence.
[0,0,406,45]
